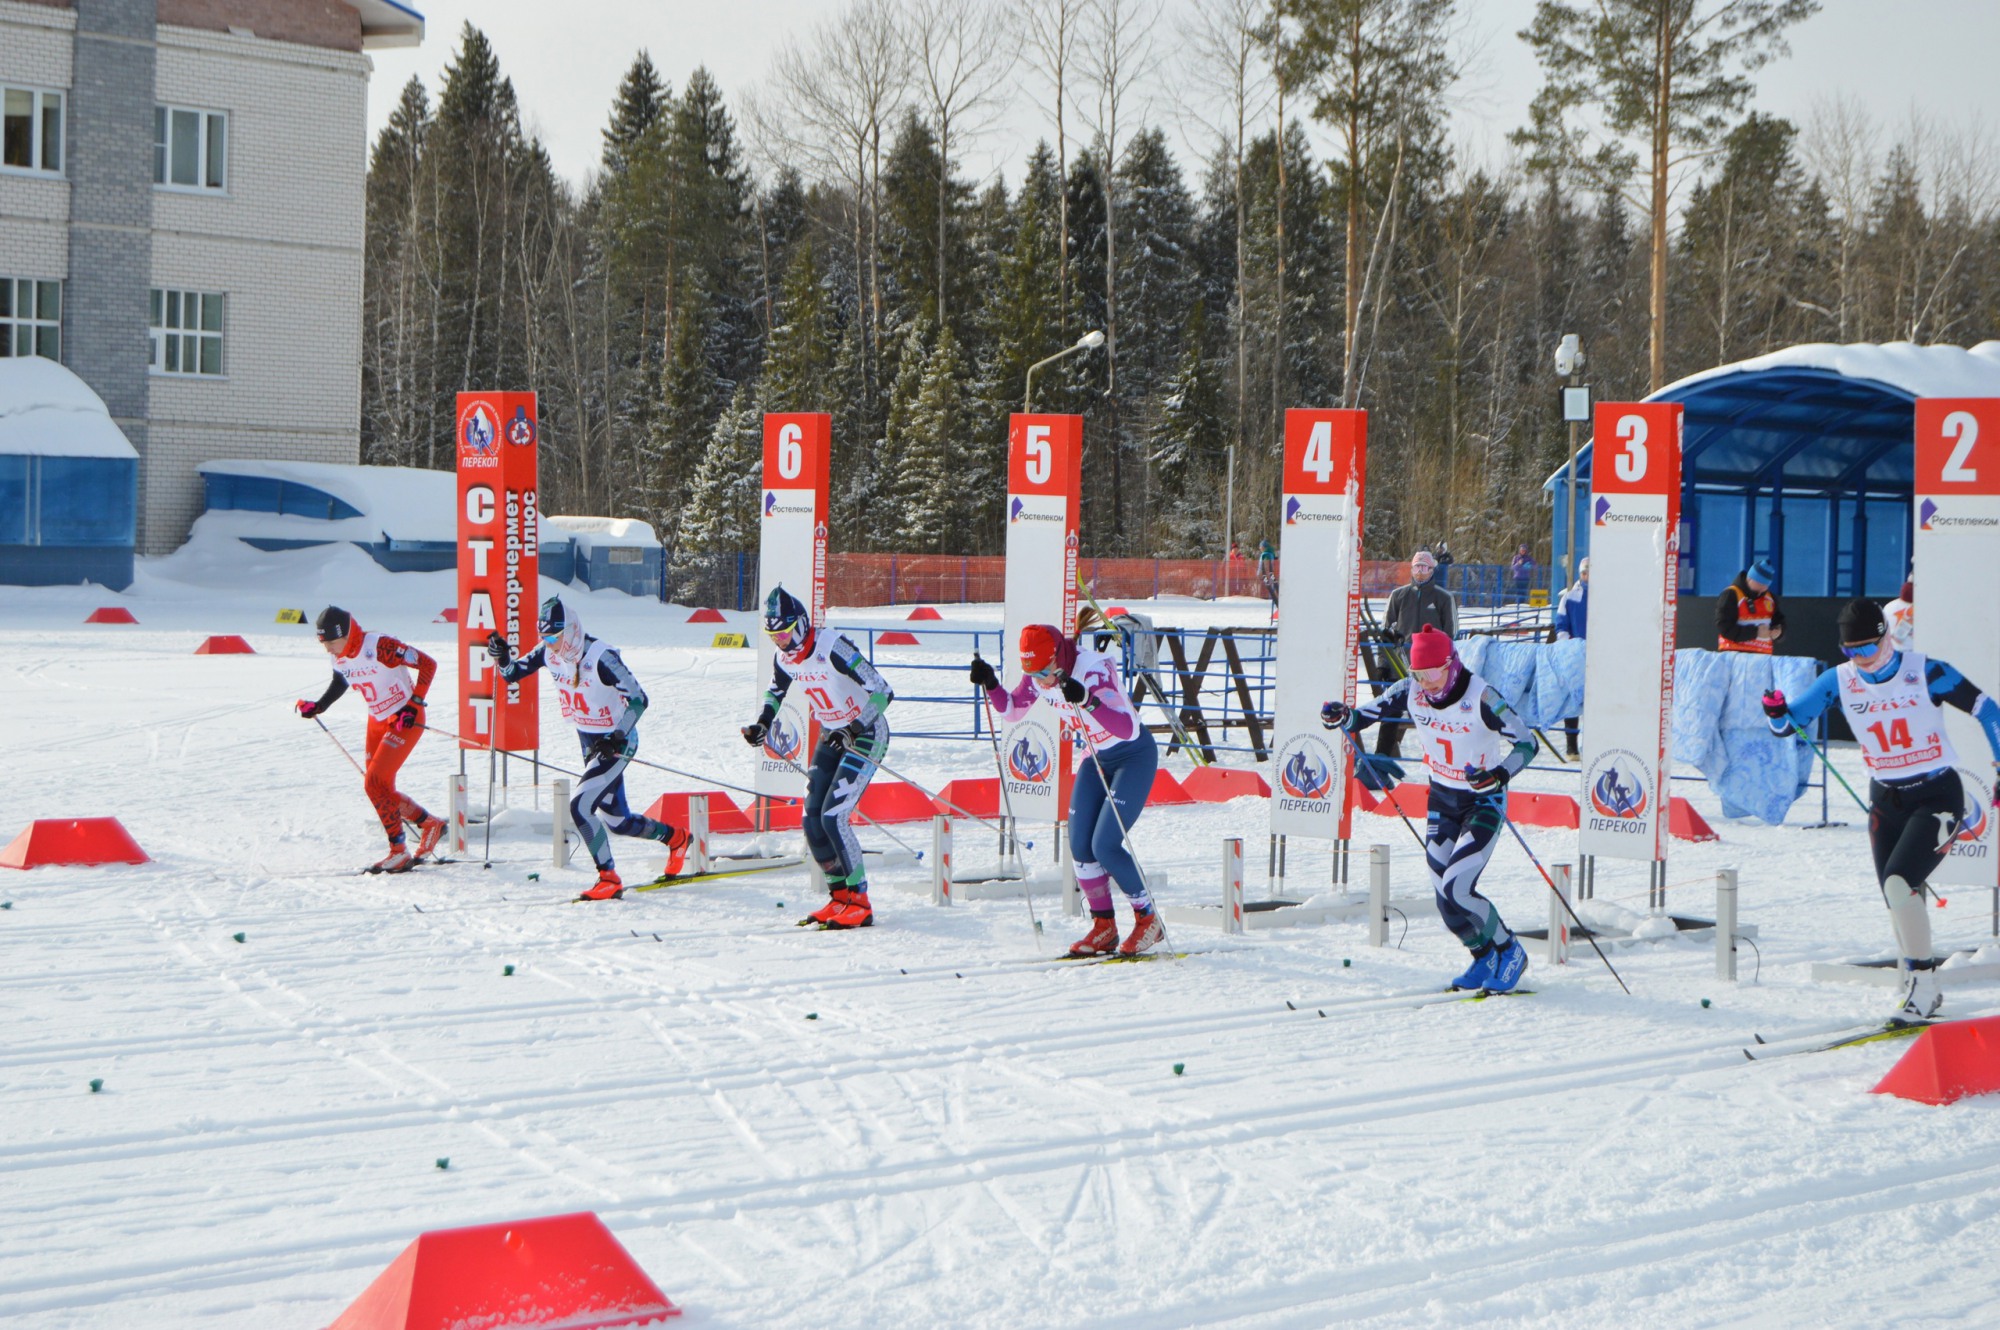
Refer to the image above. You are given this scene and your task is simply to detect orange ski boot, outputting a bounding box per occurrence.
[578,868,625,901]
[824,890,874,929]
[660,826,692,878]
[1067,915,1120,958]
[1118,907,1165,956]
[801,888,850,927]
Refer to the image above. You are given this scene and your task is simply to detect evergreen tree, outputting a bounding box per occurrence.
[1149,299,1228,555]
[673,381,764,567]
[602,52,665,177]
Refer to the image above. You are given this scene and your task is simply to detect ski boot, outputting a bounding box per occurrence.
[659,826,692,878]
[800,888,851,927]
[824,890,874,930]
[1449,947,1496,991]
[1485,937,1529,994]
[368,845,415,874]
[1118,908,1165,956]
[1893,962,1943,1023]
[1068,914,1120,958]
[578,868,625,901]
[413,815,447,859]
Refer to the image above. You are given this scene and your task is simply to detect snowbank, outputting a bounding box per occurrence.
[195,459,455,544]
[0,357,138,459]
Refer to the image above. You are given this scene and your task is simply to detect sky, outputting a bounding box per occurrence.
[362,1,2000,197]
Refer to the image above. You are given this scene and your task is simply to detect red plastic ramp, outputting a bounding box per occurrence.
[749,797,805,831]
[435,608,459,624]
[194,635,254,655]
[2,818,149,869]
[1182,766,1271,802]
[937,777,999,818]
[876,630,921,645]
[1507,791,1580,830]
[1148,770,1193,805]
[858,781,941,824]
[905,606,943,620]
[643,792,754,835]
[1872,1015,2000,1106]
[686,607,727,624]
[325,1211,679,1330]
[1669,796,1719,843]
[85,606,137,624]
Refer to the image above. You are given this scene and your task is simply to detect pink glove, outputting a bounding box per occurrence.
[296,699,320,719]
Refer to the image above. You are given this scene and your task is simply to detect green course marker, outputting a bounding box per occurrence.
[89,1079,103,1093]
[1342,958,1351,968]
[503,964,515,977]
[435,1157,450,1170]
[1701,998,1711,1008]
[232,932,246,944]
[1172,1063,1185,1076]
[527,872,539,882]
[805,1013,818,1021]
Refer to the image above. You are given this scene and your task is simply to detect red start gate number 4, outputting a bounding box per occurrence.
[1300,420,1335,483]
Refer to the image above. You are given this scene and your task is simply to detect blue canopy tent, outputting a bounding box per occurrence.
[0,358,138,590]
[1545,342,2000,602]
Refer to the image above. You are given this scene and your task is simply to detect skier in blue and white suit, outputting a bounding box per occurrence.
[1762,597,2000,1021]
[488,596,689,901]
[742,585,894,930]
[1322,625,1536,992]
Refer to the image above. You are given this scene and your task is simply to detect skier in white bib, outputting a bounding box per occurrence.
[742,586,894,930]
[1763,598,2000,1021]
[296,606,445,874]
[487,597,690,901]
[1323,625,1536,992]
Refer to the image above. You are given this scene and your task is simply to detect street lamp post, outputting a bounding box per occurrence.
[1024,330,1105,413]
[1555,333,1588,584]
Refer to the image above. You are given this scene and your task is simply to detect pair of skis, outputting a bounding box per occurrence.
[1742,1017,1933,1062]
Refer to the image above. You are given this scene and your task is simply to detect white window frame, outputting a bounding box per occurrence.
[153,104,228,193]
[149,288,226,378]
[1,84,65,176]
[0,278,62,361]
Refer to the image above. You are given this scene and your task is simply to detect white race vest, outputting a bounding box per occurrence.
[551,639,624,733]
[1838,650,1957,780]
[781,632,873,726]
[1048,647,1143,753]
[332,631,415,722]
[1410,671,1510,791]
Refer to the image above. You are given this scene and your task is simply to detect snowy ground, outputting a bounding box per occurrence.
[5,542,2000,1328]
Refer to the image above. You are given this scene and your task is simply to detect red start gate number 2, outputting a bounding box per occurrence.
[1916,399,2000,496]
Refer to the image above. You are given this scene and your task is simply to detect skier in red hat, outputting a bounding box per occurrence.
[1322,624,1536,992]
[972,610,1160,957]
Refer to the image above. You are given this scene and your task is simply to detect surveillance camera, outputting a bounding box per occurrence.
[1554,334,1583,377]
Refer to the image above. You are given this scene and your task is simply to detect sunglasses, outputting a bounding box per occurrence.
[1839,638,1885,659]
[1028,661,1062,680]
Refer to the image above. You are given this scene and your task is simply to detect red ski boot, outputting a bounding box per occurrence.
[413,815,447,859]
[824,891,874,929]
[1067,915,1120,957]
[578,868,624,901]
[660,826,692,878]
[1118,908,1165,956]
[368,845,415,874]
[801,888,850,927]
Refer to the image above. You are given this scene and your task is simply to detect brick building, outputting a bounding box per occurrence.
[0,0,421,554]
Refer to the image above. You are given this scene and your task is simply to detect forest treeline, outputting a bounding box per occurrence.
[360,0,2000,573]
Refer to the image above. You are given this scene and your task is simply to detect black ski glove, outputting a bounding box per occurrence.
[741,721,768,748]
[394,699,425,732]
[587,733,628,766]
[969,655,998,690]
[827,720,868,752]
[1059,675,1088,706]
[486,631,513,670]
[1321,701,1359,732]
[1465,764,1511,794]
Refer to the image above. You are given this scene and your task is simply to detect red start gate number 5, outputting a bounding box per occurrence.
[1025,425,1052,485]
[1941,410,1980,483]
[1613,414,1649,483]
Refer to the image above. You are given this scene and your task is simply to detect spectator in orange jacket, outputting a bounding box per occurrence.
[1716,558,1784,653]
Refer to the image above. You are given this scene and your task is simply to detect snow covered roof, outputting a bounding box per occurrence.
[545,515,660,549]
[1545,341,2000,496]
[350,0,425,48]
[0,358,138,460]
[198,459,453,542]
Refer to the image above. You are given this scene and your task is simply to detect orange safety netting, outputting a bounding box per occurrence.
[822,554,1415,607]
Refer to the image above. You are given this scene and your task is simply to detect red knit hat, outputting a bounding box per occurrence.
[1408,625,1453,670]
[1018,623,1066,674]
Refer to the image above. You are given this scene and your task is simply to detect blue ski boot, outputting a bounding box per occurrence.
[1485,936,1529,993]
[1449,947,1497,991]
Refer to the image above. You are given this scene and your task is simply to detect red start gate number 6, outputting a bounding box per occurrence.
[777,423,803,480]
[1613,414,1649,483]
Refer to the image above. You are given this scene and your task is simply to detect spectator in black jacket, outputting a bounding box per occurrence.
[1374,549,1458,755]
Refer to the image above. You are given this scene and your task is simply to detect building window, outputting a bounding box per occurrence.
[2,86,64,174]
[0,279,61,360]
[149,289,224,376]
[153,105,226,191]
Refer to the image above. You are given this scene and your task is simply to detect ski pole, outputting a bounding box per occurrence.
[813,743,1031,845]
[422,721,766,805]
[313,715,368,781]
[1783,718,1870,816]
[1334,726,1430,858]
[775,752,925,862]
[1474,769,1631,995]
[979,679,1043,944]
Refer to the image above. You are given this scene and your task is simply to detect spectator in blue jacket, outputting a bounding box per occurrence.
[1551,557,1588,641]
